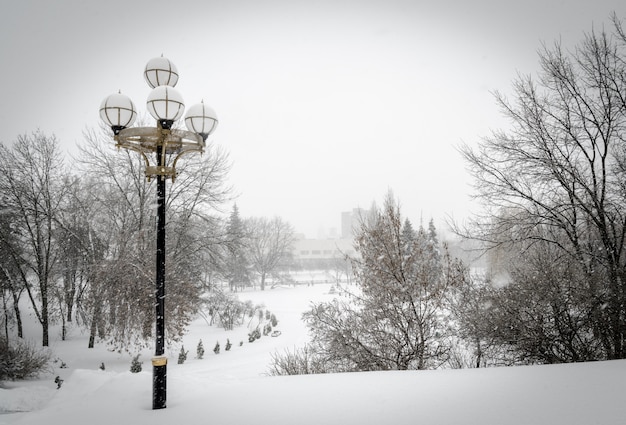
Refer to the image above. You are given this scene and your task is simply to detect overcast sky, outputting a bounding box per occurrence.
[1,0,625,238]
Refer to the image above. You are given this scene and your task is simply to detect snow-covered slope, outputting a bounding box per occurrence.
[2,284,625,425]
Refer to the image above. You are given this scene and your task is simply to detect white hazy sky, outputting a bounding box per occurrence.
[1,0,625,238]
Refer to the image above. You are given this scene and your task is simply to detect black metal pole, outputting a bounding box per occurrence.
[153,147,167,410]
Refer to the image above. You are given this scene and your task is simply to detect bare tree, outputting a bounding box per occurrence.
[460,18,626,360]
[246,216,295,290]
[52,174,110,344]
[75,129,155,348]
[0,131,68,346]
[0,210,25,340]
[74,127,232,350]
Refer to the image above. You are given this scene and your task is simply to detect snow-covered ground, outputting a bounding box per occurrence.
[1,283,625,425]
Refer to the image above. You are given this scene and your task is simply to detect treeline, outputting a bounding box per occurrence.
[0,128,294,351]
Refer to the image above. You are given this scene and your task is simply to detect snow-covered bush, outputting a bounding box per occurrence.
[197,340,205,359]
[248,328,261,343]
[178,346,189,364]
[268,345,331,376]
[213,341,220,354]
[202,291,246,330]
[0,337,51,380]
[130,354,142,373]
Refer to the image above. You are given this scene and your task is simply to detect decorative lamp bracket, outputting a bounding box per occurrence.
[115,126,204,181]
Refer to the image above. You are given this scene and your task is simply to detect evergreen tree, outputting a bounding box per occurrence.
[197,339,205,359]
[224,204,251,291]
[401,218,416,242]
[427,219,439,246]
[177,346,189,364]
[130,355,142,373]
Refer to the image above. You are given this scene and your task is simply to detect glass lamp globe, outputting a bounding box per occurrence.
[99,92,137,135]
[185,101,218,141]
[146,86,185,129]
[144,56,179,88]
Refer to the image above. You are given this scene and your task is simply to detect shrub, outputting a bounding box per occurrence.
[203,291,246,330]
[0,337,51,380]
[248,327,261,343]
[178,346,189,364]
[270,314,278,327]
[213,341,220,354]
[225,339,232,351]
[130,355,142,373]
[197,340,205,359]
[268,345,331,376]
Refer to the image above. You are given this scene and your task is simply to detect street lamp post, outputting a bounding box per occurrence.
[99,56,218,410]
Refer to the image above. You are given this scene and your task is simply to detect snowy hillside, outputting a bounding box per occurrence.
[1,283,625,425]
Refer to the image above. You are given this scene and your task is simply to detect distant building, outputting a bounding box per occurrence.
[341,207,370,240]
[292,236,355,269]
[289,208,374,270]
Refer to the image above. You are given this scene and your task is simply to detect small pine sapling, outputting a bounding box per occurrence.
[178,345,189,364]
[130,355,142,373]
[225,339,232,351]
[99,362,105,371]
[213,341,220,354]
[197,339,205,359]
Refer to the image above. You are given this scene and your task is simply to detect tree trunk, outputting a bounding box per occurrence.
[2,292,9,341]
[11,287,23,338]
[41,293,49,346]
[88,299,102,348]
[66,274,75,323]
[475,338,482,368]
[88,313,97,348]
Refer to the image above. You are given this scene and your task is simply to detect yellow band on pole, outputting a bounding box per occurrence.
[152,356,168,367]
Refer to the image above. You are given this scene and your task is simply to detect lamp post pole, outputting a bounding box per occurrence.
[99,56,218,410]
[154,145,167,408]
